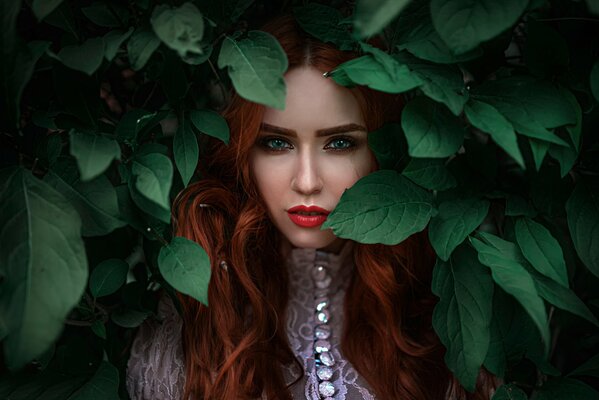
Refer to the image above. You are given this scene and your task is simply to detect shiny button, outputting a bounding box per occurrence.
[319,381,335,397]
[314,324,331,340]
[317,366,333,380]
[314,339,331,353]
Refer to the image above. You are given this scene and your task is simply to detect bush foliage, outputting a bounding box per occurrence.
[1,0,599,398]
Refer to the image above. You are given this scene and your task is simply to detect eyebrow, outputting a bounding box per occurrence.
[259,122,367,137]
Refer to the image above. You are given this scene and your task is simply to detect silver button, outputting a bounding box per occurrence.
[315,275,332,289]
[319,381,335,397]
[319,351,335,366]
[317,365,333,380]
[314,339,331,353]
[315,297,329,311]
[311,265,328,281]
[315,324,331,340]
[316,309,330,324]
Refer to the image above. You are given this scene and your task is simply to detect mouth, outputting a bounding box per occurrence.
[287,205,330,228]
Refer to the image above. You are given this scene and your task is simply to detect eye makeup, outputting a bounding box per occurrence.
[256,134,361,153]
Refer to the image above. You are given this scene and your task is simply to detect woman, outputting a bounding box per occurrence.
[126,15,497,400]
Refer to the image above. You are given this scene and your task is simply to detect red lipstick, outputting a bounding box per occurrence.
[287,205,330,228]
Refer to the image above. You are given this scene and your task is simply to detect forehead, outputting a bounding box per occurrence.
[261,66,365,131]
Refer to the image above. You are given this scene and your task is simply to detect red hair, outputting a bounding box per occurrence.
[173,15,497,400]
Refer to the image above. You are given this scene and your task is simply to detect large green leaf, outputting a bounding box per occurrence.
[173,117,198,187]
[158,237,211,306]
[432,244,494,392]
[566,180,599,278]
[398,17,483,64]
[67,361,119,400]
[353,0,412,38]
[429,196,490,261]
[129,153,173,223]
[189,109,230,145]
[44,161,126,237]
[514,217,568,287]
[402,158,456,191]
[32,0,64,21]
[473,77,576,146]
[322,170,433,244]
[534,378,599,400]
[332,54,422,94]
[568,353,599,378]
[401,96,465,158]
[81,2,128,28]
[430,0,528,54]
[470,232,550,351]
[526,265,599,327]
[69,131,121,182]
[395,52,468,116]
[294,3,354,50]
[127,28,161,71]
[492,384,528,400]
[465,99,524,168]
[89,259,129,298]
[217,31,288,109]
[151,2,205,62]
[58,38,105,76]
[103,28,133,61]
[0,167,88,369]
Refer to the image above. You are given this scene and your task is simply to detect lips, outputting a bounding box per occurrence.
[287,205,331,228]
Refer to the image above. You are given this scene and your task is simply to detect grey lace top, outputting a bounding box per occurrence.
[126,242,473,399]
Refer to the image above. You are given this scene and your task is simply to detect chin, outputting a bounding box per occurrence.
[286,230,339,250]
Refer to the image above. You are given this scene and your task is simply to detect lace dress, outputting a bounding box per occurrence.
[126,242,434,399]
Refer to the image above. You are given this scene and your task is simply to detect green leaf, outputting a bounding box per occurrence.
[173,117,198,187]
[89,259,129,298]
[395,52,468,115]
[218,31,288,109]
[294,3,354,50]
[332,54,422,93]
[398,18,483,64]
[82,2,128,28]
[354,0,411,38]
[67,361,119,400]
[401,96,465,158]
[470,232,550,352]
[402,158,456,190]
[44,162,126,237]
[0,167,88,369]
[127,28,161,71]
[514,217,568,287]
[529,138,550,171]
[429,196,490,261]
[548,143,577,178]
[588,0,599,15]
[568,353,599,378]
[465,99,524,168]
[111,308,150,328]
[322,170,433,244]
[367,123,407,170]
[115,109,155,142]
[591,60,599,103]
[534,377,599,400]
[432,244,494,392]
[189,109,230,145]
[158,237,211,306]
[430,0,528,54]
[526,265,599,327]
[129,153,173,223]
[491,384,528,400]
[151,3,205,62]
[90,320,106,340]
[566,180,599,278]
[69,131,121,182]
[58,38,105,76]
[32,0,64,21]
[473,77,576,146]
[103,28,133,61]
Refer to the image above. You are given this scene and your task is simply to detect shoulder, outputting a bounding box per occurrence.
[126,291,186,400]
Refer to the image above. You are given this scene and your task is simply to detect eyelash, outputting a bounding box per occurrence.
[258,136,357,153]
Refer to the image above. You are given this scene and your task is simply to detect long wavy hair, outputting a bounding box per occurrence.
[172,15,496,400]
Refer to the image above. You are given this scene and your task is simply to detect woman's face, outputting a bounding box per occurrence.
[249,66,376,253]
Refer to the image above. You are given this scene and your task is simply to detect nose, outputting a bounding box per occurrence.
[291,150,323,195]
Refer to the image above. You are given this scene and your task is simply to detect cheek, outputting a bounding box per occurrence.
[250,156,285,205]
